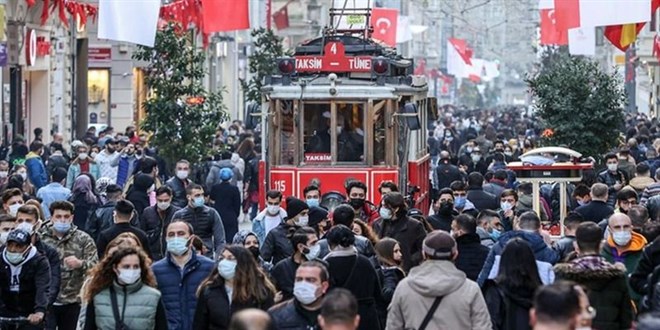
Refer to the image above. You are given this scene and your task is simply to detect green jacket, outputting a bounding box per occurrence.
[40,223,98,304]
[602,240,645,306]
[91,280,163,330]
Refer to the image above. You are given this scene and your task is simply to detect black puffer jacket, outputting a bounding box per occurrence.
[261,223,296,265]
[555,256,633,330]
[483,280,535,330]
[268,299,320,330]
[455,233,490,281]
[165,177,191,208]
[173,205,226,258]
[86,201,116,241]
[141,204,181,260]
[373,216,427,272]
[271,257,299,302]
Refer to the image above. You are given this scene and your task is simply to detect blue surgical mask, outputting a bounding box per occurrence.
[454,196,467,209]
[379,207,393,220]
[217,259,237,280]
[5,250,26,264]
[53,222,71,234]
[193,196,205,208]
[166,237,189,256]
[500,202,513,212]
[490,228,501,241]
[577,200,588,206]
[305,244,321,260]
[306,198,320,208]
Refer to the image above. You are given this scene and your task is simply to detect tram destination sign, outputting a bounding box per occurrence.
[295,41,372,73]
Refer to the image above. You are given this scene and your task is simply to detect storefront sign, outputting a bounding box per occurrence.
[295,42,372,73]
[89,47,111,64]
[36,37,51,57]
[25,29,37,66]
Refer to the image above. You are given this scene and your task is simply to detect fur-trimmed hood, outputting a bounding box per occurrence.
[554,256,627,290]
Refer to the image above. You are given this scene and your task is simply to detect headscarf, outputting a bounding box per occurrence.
[72,175,98,204]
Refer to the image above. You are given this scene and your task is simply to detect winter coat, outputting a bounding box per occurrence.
[96,222,152,259]
[0,246,51,315]
[252,208,287,244]
[40,223,98,304]
[210,182,241,243]
[271,257,299,302]
[477,230,559,287]
[601,231,646,303]
[483,181,506,199]
[66,161,101,189]
[466,186,499,212]
[46,153,69,177]
[141,204,182,261]
[268,299,320,330]
[433,162,462,190]
[575,200,614,224]
[553,235,576,262]
[173,205,226,258]
[325,253,383,330]
[386,260,491,330]
[25,152,48,189]
[555,256,633,330]
[628,176,656,195]
[426,211,456,232]
[34,236,61,306]
[126,173,155,217]
[85,280,167,330]
[641,182,660,205]
[86,201,117,241]
[115,155,137,188]
[375,265,405,327]
[483,280,534,330]
[205,160,242,189]
[193,280,274,330]
[598,169,629,207]
[165,177,192,208]
[455,233,490,281]
[260,222,295,265]
[317,235,375,259]
[69,193,101,234]
[630,236,660,296]
[476,227,495,248]
[152,252,215,330]
[373,216,427,272]
[517,194,549,222]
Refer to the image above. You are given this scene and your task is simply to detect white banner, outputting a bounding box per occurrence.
[578,0,650,27]
[568,27,595,55]
[98,0,161,47]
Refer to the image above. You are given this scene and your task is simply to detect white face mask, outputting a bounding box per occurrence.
[157,201,171,211]
[0,232,9,245]
[0,171,8,178]
[78,153,88,160]
[267,205,280,215]
[15,222,34,235]
[90,152,98,158]
[8,203,22,217]
[293,281,319,305]
[176,170,189,180]
[612,230,632,246]
[295,216,309,227]
[607,163,618,172]
[17,172,27,180]
[117,269,141,285]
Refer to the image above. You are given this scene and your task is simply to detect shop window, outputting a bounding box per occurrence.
[88,69,110,125]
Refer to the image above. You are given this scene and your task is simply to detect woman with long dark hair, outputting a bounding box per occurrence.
[68,174,101,231]
[484,238,542,330]
[83,247,167,329]
[193,245,275,329]
[373,237,405,326]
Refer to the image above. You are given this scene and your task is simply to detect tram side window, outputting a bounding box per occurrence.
[374,100,386,165]
[337,103,365,162]
[303,103,332,163]
[279,101,295,165]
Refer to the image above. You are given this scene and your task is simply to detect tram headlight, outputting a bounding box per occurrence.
[277,58,295,75]
[372,57,389,75]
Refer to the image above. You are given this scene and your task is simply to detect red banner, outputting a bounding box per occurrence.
[371,8,398,47]
[540,9,568,45]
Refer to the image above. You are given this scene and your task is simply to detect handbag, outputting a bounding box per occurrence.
[109,286,130,330]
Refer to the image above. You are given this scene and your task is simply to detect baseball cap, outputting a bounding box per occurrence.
[422,231,456,260]
[7,229,31,245]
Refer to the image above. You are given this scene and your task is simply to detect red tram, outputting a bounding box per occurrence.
[258,7,434,212]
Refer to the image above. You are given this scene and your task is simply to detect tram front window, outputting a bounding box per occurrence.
[304,103,332,164]
[337,103,365,162]
[302,102,365,164]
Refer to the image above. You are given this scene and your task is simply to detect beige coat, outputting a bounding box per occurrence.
[386,260,491,330]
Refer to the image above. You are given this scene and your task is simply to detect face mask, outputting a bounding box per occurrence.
[17,172,27,180]
[379,207,393,220]
[295,216,309,227]
[248,246,260,260]
[193,196,205,208]
[306,198,320,208]
[0,232,8,245]
[466,147,473,153]
[577,200,588,206]
[117,269,141,285]
[78,153,88,160]
[157,201,171,211]
[228,129,238,136]
[53,221,71,233]
[305,244,321,260]
[294,281,319,305]
[490,228,501,241]
[90,152,98,158]
[0,171,8,178]
[5,250,26,264]
[471,155,481,163]
[8,204,22,217]
[167,237,189,256]
[504,151,513,157]
[349,198,365,209]
[266,205,280,215]
[439,202,453,215]
[176,170,189,180]
[500,202,513,212]
[612,231,632,246]
[217,259,237,280]
[607,163,618,172]
[454,196,466,209]
[15,222,34,235]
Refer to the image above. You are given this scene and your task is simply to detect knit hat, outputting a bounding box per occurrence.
[220,168,233,181]
[308,206,329,227]
[422,231,456,260]
[286,197,309,219]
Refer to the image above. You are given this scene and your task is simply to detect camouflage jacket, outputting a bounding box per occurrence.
[39,222,98,304]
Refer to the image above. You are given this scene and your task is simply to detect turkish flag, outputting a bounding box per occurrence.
[553,0,580,32]
[201,0,250,33]
[273,4,289,30]
[540,9,568,45]
[371,8,398,47]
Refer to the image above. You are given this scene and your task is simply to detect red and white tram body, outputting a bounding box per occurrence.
[259,33,433,212]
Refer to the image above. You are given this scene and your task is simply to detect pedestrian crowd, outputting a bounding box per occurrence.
[1,109,660,330]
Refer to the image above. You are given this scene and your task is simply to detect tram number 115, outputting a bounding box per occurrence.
[273,180,287,192]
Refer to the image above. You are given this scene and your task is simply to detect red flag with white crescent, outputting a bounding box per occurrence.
[371,8,398,47]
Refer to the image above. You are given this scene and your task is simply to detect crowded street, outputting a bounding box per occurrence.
[2,0,660,329]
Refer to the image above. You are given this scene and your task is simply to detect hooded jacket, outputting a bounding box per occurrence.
[25,151,48,189]
[126,173,154,217]
[555,256,633,330]
[386,260,491,330]
[477,230,559,286]
[205,160,243,188]
[601,231,646,303]
[0,246,51,316]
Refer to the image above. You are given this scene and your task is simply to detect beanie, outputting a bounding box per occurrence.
[220,167,233,181]
[422,231,456,260]
[286,197,309,219]
[308,206,329,227]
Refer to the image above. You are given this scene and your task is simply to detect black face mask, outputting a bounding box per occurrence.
[349,198,365,209]
[248,246,260,260]
[439,202,453,215]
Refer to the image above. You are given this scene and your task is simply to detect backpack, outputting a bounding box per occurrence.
[641,264,660,313]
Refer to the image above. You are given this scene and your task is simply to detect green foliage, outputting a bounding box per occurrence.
[132,24,228,166]
[526,53,625,158]
[240,28,289,104]
[458,80,484,108]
